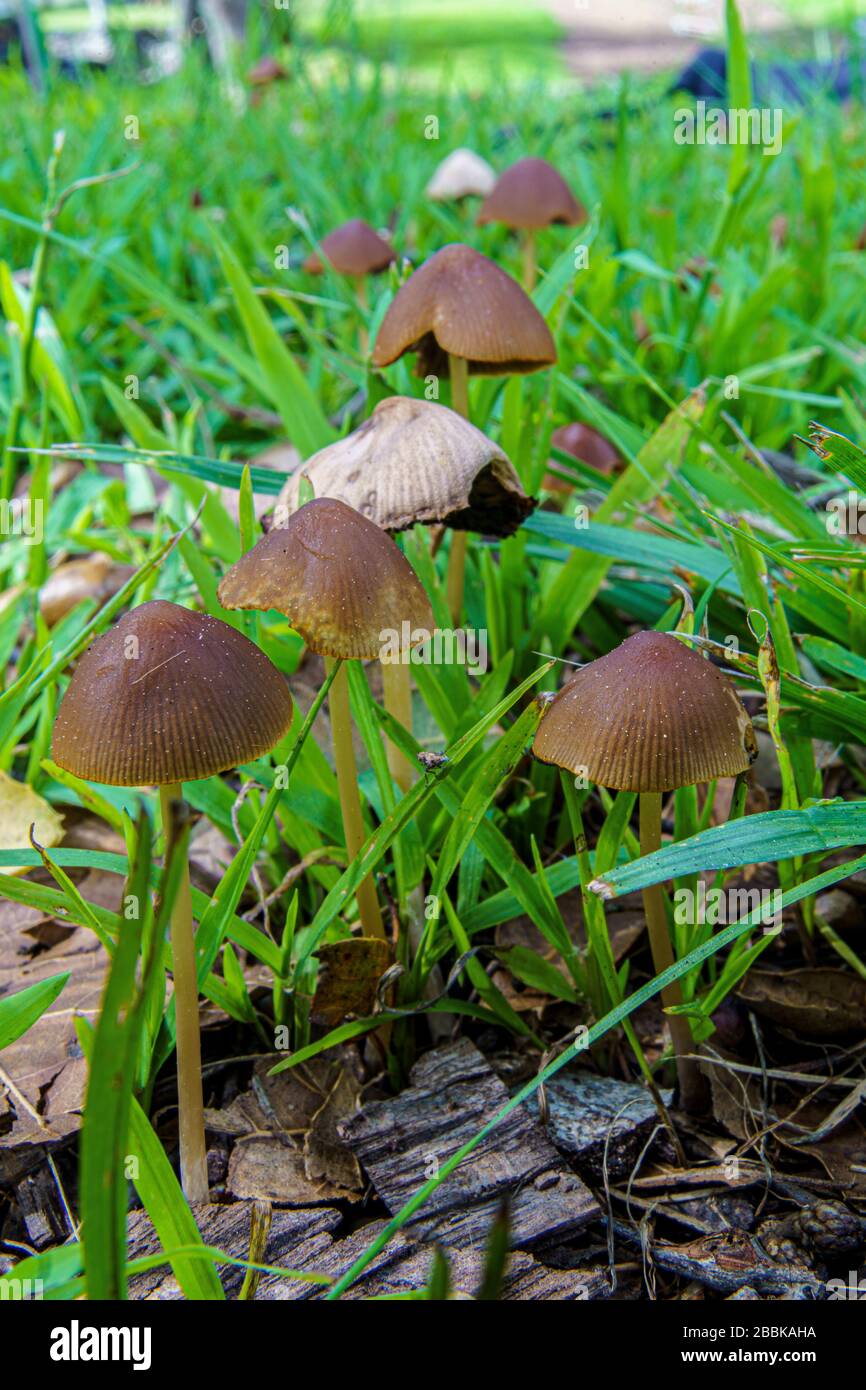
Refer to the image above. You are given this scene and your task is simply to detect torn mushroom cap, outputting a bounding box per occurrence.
[477,157,585,231]
[426,148,497,201]
[272,396,534,536]
[371,243,556,379]
[303,219,396,277]
[51,600,294,787]
[218,497,434,660]
[533,630,757,793]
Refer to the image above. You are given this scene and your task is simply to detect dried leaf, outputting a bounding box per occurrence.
[311,938,392,1027]
[0,772,64,875]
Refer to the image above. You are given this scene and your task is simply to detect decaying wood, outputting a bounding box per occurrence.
[256,1219,613,1301]
[338,1038,601,1249]
[527,1070,672,1180]
[126,1201,342,1299]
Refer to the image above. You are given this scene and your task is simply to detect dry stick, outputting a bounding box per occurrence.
[446,353,470,623]
[159,784,209,1204]
[521,229,537,293]
[326,658,385,939]
[639,791,709,1116]
[381,656,414,794]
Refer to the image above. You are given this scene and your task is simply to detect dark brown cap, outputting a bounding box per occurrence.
[371,243,556,378]
[272,396,534,536]
[477,157,585,231]
[218,497,434,660]
[52,600,294,787]
[304,220,396,277]
[533,630,757,792]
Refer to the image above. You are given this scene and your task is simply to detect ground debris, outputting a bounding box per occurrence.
[611,1219,823,1297]
[338,1038,600,1250]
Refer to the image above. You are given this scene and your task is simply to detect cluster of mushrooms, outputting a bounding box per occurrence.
[47,149,758,1202]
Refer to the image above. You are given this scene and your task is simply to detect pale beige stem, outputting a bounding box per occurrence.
[327,659,384,938]
[521,229,537,292]
[446,353,470,623]
[356,276,368,357]
[382,656,414,794]
[159,784,209,1204]
[639,791,709,1115]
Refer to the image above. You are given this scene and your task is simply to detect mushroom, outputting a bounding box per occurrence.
[426,148,497,202]
[218,498,434,893]
[247,55,289,88]
[371,243,555,619]
[545,422,623,496]
[272,395,534,538]
[476,156,586,291]
[52,600,294,1202]
[532,630,757,1113]
[304,220,396,355]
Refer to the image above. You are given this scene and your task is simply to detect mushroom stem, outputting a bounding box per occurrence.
[356,276,369,357]
[638,791,709,1116]
[446,353,470,623]
[382,655,414,794]
[521,230,537,292]
[326,658,385,939]
[159,784,209,1204]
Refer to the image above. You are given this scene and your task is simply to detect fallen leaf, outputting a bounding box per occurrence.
[737,968,866,1038]
[311,937,392,1027]
[0,772,64,874]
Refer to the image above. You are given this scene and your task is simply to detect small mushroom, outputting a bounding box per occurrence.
[533,630,757,1113]
[303,219,396,278]
[426,148,497,202]
[372,243,555,619]
[545,422,623,496]
[247,55,289,87]
[304,219,396,355]
[218,498,434,890]
[52,600,294,1202]
[273,395,534,537]
[476,157,586,291]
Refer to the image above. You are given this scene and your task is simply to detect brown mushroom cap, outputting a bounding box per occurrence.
[544,422,622,494]
[477,157,585,231]
[533,630,757,792]
[272,396,534,536]
[218,497,434,660]
[303,220,396,277]
[371,243,556,378]
[247,56,288,86]
[52,600,294,787]
[426,148,497,201]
